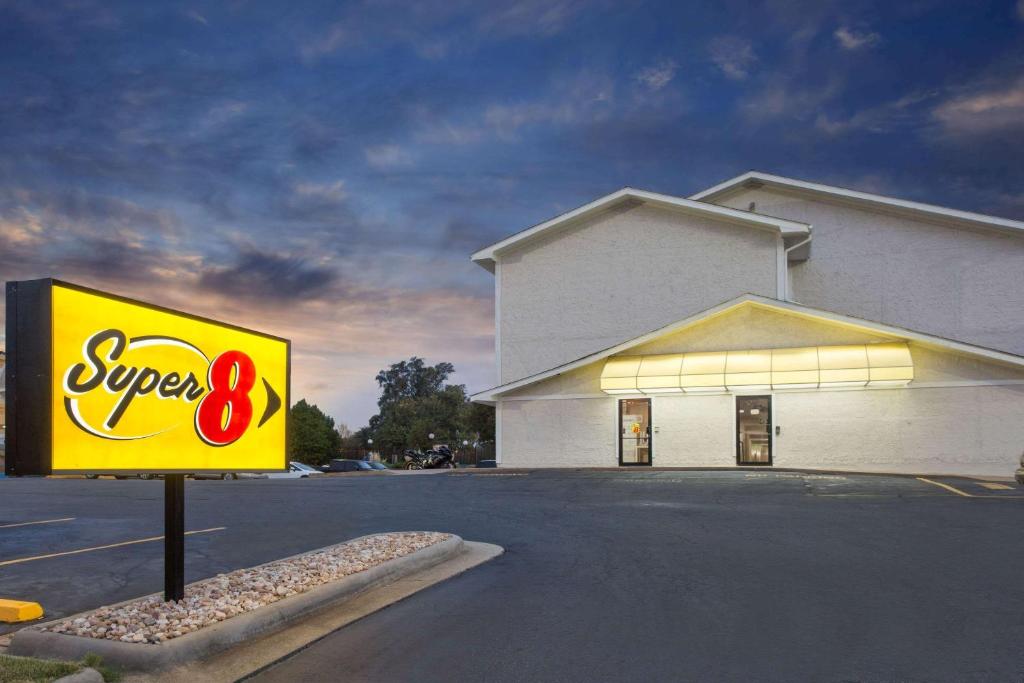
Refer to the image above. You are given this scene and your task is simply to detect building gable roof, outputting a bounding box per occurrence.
[470,294,1024,402]
[471,187,811,272]
[690,171,1024,237]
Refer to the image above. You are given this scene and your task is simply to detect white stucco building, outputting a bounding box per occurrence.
[470,172,1024,476]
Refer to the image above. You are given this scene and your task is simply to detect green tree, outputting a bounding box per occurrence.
[462,401,495,443]
[288,399,342,465]
[375,357,455,410]
[363,358,486,453]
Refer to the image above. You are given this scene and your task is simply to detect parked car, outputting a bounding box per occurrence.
[191,472,266,480]
[1016,450,1024,485]
[266,462,324,479]
[367,461,389,471]
[84,473,162,480]
[322,459,374,473]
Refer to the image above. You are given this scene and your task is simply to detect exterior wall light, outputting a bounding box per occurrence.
[724,349,772,391]
[817,345,869,387]
[680,351,727,392]
[600,343,914,395]
[636,354,684,394]
[865,343,914,386]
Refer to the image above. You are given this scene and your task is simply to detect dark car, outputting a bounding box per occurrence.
[324,459,374,473]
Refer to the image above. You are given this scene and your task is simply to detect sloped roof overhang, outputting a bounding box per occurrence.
[470,187,811,273]
[690,171,1024,238]
[470,294,1024,402]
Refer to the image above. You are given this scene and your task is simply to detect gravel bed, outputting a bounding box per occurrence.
[44,531,450,644]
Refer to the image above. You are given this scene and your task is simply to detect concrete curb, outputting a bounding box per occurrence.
[155,541,504,683]
[54,667,104,683]
[9,534,463,672]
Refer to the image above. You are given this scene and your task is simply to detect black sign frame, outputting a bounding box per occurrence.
[5,278,291,477]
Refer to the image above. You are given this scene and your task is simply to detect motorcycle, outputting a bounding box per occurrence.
[402,445,457,470]
[403,449,426,470]
[425,445,457,469]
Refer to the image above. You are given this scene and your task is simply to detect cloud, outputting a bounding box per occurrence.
[301,23,349,60]
[834,26,881,50]
[485,102,568,138]
[293,180,347,202]
[185,9,208,26]
[933,78,1024,136]
[441,218,490,251]
[1018,0,1024,20]
[299,0,600,64]
[477,0,591,37]
[198,249,339,303]
[0,187,182,244]
[634,60,678,91]
[708,36,757,80]
[272,179,355,224]
[365,145,414,169]
[0,209,45,247]
[739,77,842,123]
[483,70,614,139]
[414,121,485,146]
[814,91,936,136]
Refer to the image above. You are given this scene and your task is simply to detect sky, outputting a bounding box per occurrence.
[1,0,1023,429]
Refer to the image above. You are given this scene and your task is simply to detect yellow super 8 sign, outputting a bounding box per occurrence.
[5,280,288,475]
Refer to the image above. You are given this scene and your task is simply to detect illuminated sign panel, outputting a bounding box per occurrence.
[5,279,289,475]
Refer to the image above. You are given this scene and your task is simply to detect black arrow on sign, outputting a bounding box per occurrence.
[258,378,281,428]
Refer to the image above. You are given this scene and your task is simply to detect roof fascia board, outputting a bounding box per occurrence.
[690,172,1024,237]
[471,187,809,269]
[471,294,1024,401]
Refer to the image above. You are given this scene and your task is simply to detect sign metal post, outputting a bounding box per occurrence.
[164,474,186,602]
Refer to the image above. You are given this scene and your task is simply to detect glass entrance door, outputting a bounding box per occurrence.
[619,398,651,466]
[736,396,772,465]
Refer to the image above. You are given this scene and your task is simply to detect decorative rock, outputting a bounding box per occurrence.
[41,532,448,645]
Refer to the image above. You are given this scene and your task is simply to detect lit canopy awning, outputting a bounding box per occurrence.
[600,343,913,394]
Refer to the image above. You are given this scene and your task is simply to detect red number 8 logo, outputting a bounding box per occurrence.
[195,350,256,446]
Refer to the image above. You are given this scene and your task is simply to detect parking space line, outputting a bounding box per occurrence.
[0,527,226,567]
[917,477,974,497]
[0,517,76,529]
[916,477,1024,499]
[979,482,1013,490]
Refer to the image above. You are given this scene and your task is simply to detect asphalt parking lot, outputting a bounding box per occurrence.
[1,470,1022,682]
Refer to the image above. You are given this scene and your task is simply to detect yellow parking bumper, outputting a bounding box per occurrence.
[0,599,44,623]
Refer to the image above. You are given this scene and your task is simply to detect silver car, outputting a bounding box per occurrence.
[266,462,324,479]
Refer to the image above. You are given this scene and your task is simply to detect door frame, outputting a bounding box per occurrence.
[735,394,773,466]
[617,397,652,467]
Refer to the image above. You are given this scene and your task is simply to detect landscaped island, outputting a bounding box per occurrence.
[44,532,450,644]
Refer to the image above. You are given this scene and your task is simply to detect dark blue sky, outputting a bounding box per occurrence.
[1,0,1022,426]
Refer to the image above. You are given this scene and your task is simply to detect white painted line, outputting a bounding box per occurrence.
[0,527,226,567]
[0,517,76,529]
